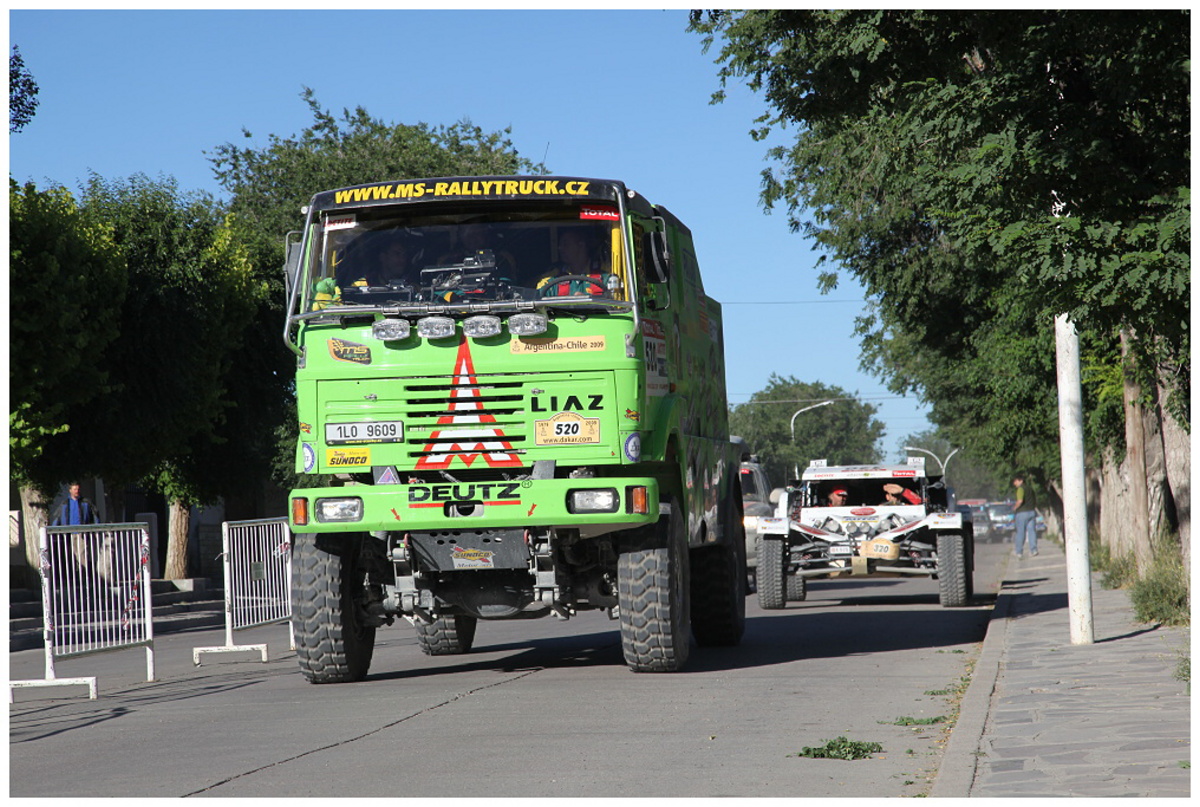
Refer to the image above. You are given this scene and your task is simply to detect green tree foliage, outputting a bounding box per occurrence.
[9,181,126,489]
[690,10,1190,477]
[9,46,39,133]
[209,88,546,262]
[729,375,885,484]
[207,89,547,489]
[35,174,264,493]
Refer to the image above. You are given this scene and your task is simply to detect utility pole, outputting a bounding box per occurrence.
[1056,313,1094,645]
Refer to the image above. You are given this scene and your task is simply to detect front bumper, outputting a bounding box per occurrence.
[290,476,660,533]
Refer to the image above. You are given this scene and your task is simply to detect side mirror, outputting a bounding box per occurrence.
[769,487,785,505]
[283,231,303,299]
[644,222,672,284]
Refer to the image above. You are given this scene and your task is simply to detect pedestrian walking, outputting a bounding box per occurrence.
[51,481,99,526]
[1011,475,1038,559]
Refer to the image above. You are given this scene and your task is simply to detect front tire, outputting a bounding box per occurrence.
[937,532,970,607]
[291,532,377,683]
[757,536,788,610]
[618,500,691,672]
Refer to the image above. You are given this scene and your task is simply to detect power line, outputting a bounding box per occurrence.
[727,395,921,404]
[722,299,863,305]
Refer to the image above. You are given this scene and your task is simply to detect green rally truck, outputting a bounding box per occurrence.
[283,176,745,681]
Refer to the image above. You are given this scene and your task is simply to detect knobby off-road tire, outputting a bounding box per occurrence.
[937,532,970,608]
[415,614,478,655]
[757,536,787,610]
[786,573,808,602]
[291,532,377,683]
[690,490,747,647]
[618,500,691,672]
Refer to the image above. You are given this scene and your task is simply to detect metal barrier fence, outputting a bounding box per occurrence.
[193,518,293,664]
[9,523,155,701]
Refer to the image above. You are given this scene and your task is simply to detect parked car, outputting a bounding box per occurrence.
[986,502,1015,541]
[732,437,772,587]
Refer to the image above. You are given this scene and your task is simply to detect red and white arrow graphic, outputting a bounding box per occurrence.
[416,337,522,469]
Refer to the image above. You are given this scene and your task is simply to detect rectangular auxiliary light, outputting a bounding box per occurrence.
[568,489,619,514]
[315,497,364,523]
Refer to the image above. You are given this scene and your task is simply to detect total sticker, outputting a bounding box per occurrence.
[624,432,642,462]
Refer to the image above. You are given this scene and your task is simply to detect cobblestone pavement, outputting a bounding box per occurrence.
[933,541,1191,797]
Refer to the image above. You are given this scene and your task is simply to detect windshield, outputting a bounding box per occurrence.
[303,203,627,311]
[740,467,763,500]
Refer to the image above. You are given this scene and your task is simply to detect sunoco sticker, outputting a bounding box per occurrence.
[326,447,370,467]
[451,547,495,569]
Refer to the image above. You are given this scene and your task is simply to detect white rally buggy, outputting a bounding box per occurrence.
[754,457,973,608]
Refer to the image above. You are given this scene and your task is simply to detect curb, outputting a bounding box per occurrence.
[929,552,1014,797]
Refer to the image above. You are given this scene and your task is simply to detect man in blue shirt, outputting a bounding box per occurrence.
[52,482,99,526]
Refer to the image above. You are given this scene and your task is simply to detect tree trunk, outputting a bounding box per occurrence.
[1098,450,1129,559]
[1120,331,1153,576]
[18,486,50,589]
[1158,392,1190,581]
[163,497,191,580]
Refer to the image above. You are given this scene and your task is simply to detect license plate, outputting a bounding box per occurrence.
[325,420,404,444]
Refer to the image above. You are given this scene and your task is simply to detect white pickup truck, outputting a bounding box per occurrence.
[754,457,973,608]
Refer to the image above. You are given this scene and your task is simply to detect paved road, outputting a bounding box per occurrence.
[9,541,1009,797]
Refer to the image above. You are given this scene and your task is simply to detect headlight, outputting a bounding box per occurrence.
[463,315,502,338]
[416,316,456,339]
[315,497,364,523]
[508,312,548,336]
[568,489,619,514]
[372,319,411,341]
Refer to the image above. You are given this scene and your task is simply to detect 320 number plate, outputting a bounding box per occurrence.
[325,420,404,444]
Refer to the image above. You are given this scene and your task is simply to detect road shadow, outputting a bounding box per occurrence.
[362,591,996,680]
[1006,590,1068,619]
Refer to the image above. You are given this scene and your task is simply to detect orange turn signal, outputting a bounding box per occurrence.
[291,497,309,527]
[629,486,649,515]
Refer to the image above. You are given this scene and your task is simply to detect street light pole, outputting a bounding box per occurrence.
[789,400,836,478]
[903,445,960,477]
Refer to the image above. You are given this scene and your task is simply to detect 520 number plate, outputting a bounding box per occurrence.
[325,420,404,445]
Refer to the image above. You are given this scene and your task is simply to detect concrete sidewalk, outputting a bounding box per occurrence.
[933,540,1191,797]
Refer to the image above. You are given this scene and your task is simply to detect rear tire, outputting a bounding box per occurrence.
[415,614,478,655]
[291,532,377,683]
[690,489,747,647]
[786,573,808,602]
[618,500,691,672]
[937,532,970,607]
[757,536,787,610]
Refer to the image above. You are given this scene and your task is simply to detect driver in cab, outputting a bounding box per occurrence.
[536,227,613,297]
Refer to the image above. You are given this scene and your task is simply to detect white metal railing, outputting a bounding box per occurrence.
[193,518,293,664]
[9,524,155,701]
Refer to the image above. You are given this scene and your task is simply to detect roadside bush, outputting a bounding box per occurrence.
[1089,532,1137,589]
[1129,544,1190,627]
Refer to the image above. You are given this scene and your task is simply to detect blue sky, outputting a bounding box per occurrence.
[9,8,932,456]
